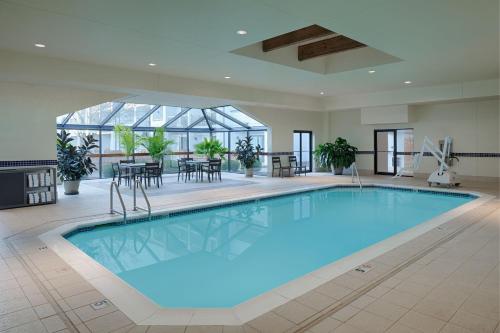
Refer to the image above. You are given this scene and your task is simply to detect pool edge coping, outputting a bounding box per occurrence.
[38,183,494,326]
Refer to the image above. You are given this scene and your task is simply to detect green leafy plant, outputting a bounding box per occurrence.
[114,124,139,159]
[56,130,99,181]
[194,137,227,159]
[234,136,263,169]
[139,128,175,162]
[314,137,357,171]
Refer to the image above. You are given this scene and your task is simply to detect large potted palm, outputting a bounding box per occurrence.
[57,130,99,195]
[114,125,139,160]
[314,137,357,175]
[194,137,227,159]
[139,128,175,163]
[234,136,262,177]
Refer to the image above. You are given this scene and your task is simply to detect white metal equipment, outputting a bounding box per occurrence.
[394,136,460,187]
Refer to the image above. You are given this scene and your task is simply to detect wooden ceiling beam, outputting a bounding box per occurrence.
[262,24,333,52]
[298,35,366,61]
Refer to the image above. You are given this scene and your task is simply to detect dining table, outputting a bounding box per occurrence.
[120,163,146,188]
[185,160,209,182]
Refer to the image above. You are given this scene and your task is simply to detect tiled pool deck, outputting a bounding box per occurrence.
[0,173,498,333]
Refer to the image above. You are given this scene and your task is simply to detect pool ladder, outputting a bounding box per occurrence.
[351,162,363,191]
[110,180,151,222]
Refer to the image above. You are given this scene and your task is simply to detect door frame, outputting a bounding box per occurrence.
[293,130,313,172]
[374,128,414,176]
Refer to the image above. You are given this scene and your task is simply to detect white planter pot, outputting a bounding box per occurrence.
[64,180,80,195]
[245,168,254,177]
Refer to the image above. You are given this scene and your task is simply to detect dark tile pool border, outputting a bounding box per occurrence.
[63,185,477,239]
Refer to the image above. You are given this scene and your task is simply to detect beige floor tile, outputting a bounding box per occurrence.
[309,317,342,333]
[440,323,476,333]
[63,290,105,310]
[0,297,31,316]
[74,303,118,322]
[413,297,462,321]
[394,280,433,298]
[0,308,38,331]
[273,300,316,324]
[380,290,421,309]
[84,310,133,333]
[247,312,295,333]
[366,285,391,298]
[385,323,421,333]
[397,310,446,333]
[330,305,360,323]
[460,290,500,321]
[364,299,408,322]
[147,326,186,333]
[296,291,337,311]
[450,310,498,333]
[315,282,353,300]
[1,319,47,333]
[33,303,56,319]
[41,315,66,332]
[349,295,376,310]
[345,310,394,333]
[331,324,367,333]
[184,326,223,333]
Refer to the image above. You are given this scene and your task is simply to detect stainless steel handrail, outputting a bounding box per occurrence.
[133,179,151,220]
[351,162,363,190]
[110,181,126,221]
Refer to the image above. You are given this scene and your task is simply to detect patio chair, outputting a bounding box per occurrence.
[143,162,162,188]
[201,159,222,182]
[177,159,196,182]
[112,162,131,186]
[289,156,307,176]
[272,157,291,177]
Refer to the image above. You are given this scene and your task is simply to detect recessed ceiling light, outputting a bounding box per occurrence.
[404,80,412,84]
[148,63,157,67]
[34,43,46,48]
[368,70,376,74]
[236,30,247,35]
[224,76,231,79]
[320,91,325,95]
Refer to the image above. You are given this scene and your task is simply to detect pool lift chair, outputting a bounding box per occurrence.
[393,136,460,187]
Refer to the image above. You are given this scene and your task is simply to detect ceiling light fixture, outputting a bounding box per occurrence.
[236,30,248,35]
[34,43,46,48]
[148,63,157,67]
[404,80,412,84]
[368,70,376,74]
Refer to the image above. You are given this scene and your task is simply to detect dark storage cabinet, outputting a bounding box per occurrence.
[0,167,57,210]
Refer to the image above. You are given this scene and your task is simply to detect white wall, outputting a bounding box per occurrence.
[328,98,500,178]
[240,105,327,153]
[0,81,124,161]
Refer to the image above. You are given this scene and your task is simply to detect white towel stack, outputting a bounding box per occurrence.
[46,191,52,202]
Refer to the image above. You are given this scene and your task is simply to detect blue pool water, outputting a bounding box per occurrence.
[66,187,473,308]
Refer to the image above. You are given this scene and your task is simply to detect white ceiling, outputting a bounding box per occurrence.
[0,0,498,97]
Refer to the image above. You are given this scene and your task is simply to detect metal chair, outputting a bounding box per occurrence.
[289,156,308,176]
[272,157,291,177]
[202,159,222,182]
[143,162,162,188]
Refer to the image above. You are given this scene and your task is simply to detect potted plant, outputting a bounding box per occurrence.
[139,128,175,163]
[114,124,139,160]
[194,137,227,159]
[234,136,262,177]
[314,137,357,175]
[56,130,99,195]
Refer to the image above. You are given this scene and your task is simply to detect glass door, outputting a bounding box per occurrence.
[374,129,414,175]
[293,130,312,172]
[375,130,396,175]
